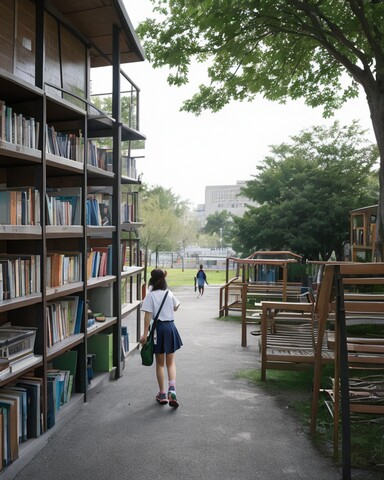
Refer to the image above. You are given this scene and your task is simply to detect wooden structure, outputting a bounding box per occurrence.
[220,251,306,346]
[349,205,379,262]
[260,263,335,381]
[311,263,384,480]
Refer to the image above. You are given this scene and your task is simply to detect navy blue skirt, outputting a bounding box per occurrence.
[154,321,183,354]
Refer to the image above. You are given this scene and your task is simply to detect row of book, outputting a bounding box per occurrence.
[121,239,140,269]
[0,188,138,227]
[352,228,364,245]
[88,147,139,179]
[0,241,133,300]
[45,125,84,163]
[0,187,40,226]
[47,368,74,429]
[121,155,138,179]
[0,102,140,180]
[46,188,82,226]
[46,252,82,289]
[46,296,84,348]
[86,194,111,226]
[0,354,77,469]
[0,376,42,468]
[47,351,78,430]
[0,101,40,150]
[88,144,113,172]
[87,246,113,279]
[121,193,138,223]
[0,255,41,301]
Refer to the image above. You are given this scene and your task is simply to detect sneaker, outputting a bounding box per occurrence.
[156,392,168,405]
[168,390,179,408]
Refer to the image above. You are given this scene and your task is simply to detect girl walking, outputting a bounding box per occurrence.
[140,269,182,407]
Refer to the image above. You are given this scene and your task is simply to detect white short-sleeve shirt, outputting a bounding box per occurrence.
[141,289,180,322]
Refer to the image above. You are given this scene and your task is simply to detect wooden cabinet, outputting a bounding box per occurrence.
[350,205,378,262]
[0,0,145,474]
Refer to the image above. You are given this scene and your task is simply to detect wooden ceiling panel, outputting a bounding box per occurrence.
[47,0,145,66]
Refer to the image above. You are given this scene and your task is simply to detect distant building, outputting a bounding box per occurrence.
[191,180,257,227]
[204,180,251,218]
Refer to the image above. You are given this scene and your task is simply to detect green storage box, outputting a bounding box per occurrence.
[87,333,113,372]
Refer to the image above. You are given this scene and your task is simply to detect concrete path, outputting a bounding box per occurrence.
[11,286,378,479]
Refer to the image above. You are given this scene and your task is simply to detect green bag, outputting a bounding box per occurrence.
[141,291,169,366]
[141,332,155,366]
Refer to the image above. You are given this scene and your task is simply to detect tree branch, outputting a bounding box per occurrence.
[282,1,375,87]
[349,0,384,70]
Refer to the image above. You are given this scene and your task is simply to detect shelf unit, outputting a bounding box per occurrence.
[349,205,378,262]
[0,0,145,475]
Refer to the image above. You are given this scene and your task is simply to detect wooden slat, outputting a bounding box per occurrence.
[339,263,384,275]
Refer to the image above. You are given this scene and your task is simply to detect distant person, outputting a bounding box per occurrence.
[140,269,182,408]
[196,264,208,297]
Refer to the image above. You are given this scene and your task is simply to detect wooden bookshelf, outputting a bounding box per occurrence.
[0,0,145,475]
[350,205,378,262]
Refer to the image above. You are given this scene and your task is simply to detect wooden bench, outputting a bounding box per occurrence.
[219,279,310,347]
[260,264,334,381]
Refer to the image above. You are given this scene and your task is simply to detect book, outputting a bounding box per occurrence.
[0,393,21,444]
[46,251,81,288]
[0,100,5,141]
[121,326,129,353]
[1,387,27,443]
[0,187,40,226]
[15,378,41,438]
[46,187,82,226]
[73,298,84,335]
[46,296,80,346]
[0,409,3,470]
[47,372,61,409]
[0,405,9,467]
[52,351,78,386]
[46,377,56,429]
[0,399,18,462]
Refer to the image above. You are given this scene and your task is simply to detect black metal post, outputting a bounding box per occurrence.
[335,266,351,480]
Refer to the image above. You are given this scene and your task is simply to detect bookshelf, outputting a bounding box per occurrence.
[0,0,145,475]
[350,205,378,262]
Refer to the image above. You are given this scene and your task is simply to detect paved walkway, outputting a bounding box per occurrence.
[10,286,379,479]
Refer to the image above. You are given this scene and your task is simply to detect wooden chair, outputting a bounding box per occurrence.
[310,262,384,480]
[260,264,335,381]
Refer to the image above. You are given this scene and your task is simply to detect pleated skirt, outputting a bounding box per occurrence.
[154,320,183,354]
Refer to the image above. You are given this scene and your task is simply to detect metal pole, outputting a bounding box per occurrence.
[335,266,351,480]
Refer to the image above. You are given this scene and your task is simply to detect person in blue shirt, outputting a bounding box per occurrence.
[196,264,208,297]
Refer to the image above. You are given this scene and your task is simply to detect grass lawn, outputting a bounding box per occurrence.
[158,268,236,288]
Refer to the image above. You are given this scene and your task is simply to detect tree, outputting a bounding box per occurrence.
[137,1,384,252]
[139,185,194,276]
[204,210,233,246]
[92,95,144,149]
[140,195,180,275]
[140,184,189,218]
[177,216,199,270]
[232,121,379,260]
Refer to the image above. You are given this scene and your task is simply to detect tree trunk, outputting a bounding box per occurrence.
[365,86,384,261]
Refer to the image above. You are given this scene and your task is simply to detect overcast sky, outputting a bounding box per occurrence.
[120,0,375,208]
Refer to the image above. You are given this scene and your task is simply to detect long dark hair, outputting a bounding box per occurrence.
[148,269,167,291]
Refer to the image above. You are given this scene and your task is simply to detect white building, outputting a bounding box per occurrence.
[204,180,257,218]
